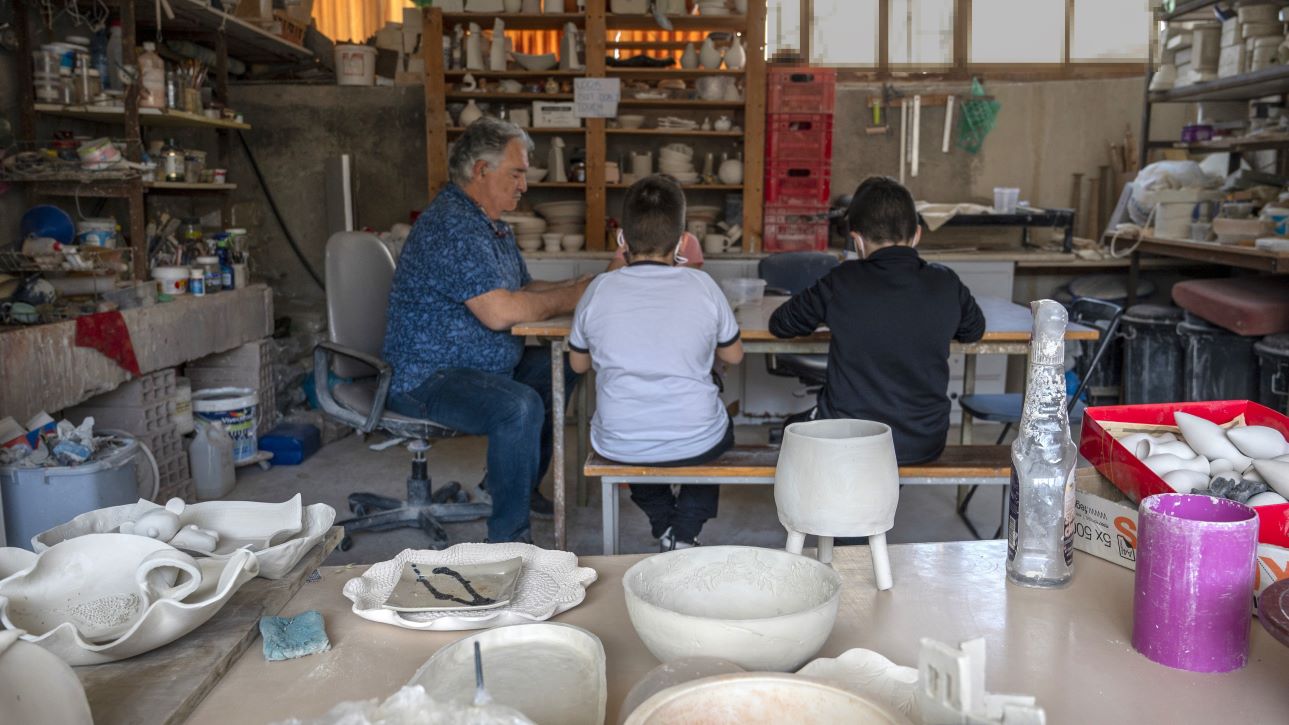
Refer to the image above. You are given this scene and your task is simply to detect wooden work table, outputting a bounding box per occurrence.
[186,541,1289,725]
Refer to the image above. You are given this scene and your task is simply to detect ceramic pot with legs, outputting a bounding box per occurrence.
[774,419,900,590]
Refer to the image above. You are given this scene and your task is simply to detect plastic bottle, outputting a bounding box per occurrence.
[190,419,236,499]
[90,26,109,91]
[216,237,234,289]
[138,41,166,108]
[1006,299,1077,588]
[106,20,123,91]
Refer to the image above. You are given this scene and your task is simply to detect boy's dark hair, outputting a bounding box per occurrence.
[845,176,919,245]
[621,174,686,257]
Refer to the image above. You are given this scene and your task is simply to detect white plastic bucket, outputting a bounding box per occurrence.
[192,387,258,463]
[335,44,377,86]
[152,266,188,295]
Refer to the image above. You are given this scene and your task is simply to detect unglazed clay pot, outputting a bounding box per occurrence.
[0,630,92,724]
[622,546,841,672]
[775,419,899,590]
[1227,426,1289,459]
[1175,412,1252,471]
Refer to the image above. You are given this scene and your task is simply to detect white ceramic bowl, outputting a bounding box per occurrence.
[617,114,646,129]
[561,233,585,251]
[514,52,558,71]
[623,673,906,725]
[517,236,543,251]
[525,167,549,182]
[622,546,842,671]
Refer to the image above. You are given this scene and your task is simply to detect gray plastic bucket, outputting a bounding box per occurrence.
[0,438,140,550]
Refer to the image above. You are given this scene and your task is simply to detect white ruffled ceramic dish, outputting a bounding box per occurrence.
[0,630,93,724]
[796,649,921,722]
[0,534,258,665]
[31,496,336,580]
[343,543,597,631]
[407,622,607,725]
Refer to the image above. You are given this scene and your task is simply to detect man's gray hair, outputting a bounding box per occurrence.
[447,117,533,186]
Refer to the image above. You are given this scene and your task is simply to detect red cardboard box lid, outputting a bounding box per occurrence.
[1079,400,1289,548]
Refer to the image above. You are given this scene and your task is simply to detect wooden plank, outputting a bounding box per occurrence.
[585,1,607,251]
[1136,235,1289,273]
[742,0,767,252]
[585,444,1011,478]
[425,7,449,199]
[78,527,342,725]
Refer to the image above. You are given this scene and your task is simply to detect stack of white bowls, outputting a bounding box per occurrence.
[534,200,587,237]
[697,0,730,15]
[501,212,548,251]
[658,144,698,185]
[685,205,721,227]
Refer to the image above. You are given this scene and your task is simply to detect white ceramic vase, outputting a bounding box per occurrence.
[775,419,899,591]
[1227,426,1289,459]
[680,42,699,69]
[549,136,567,182]
[1133,439,1196,461]
[490,19,508,71]
[724,37,746,70]
[0,630,92,725]
[1143,453,1210,477]
[459,99,484,126]
[560,22,581,70]
[1253,459,1289,499]
[699,37,722,69]
[465,23,485,70]
[1175,412,1252,471]
[718,157,743,184]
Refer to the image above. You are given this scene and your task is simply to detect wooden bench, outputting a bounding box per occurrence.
[585,444,1012,555]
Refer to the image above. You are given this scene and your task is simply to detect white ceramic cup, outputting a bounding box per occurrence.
[704,233,733,255]
[562,233,585,251]
[687,220,708,238]
[542,232,563,252]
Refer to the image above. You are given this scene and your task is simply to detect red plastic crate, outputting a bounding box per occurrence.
[1080,400,1289,548]
[763,205,830,252]
[768,67,837,114]
[767,114,835,162]
[765,163,832,206]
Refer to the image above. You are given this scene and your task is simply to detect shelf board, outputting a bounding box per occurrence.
[35,103,253,130]
[605,13,748,31]
[144,182,238,192]
[607,67,744,79]
[618,98,745,108]
[444,69,584,78]
[448,126,585,134]
[1171,132,1289,152]
[129,0,312,64]
[1150,65,1289,103]
[446,92,575,101]
[606,183,743,190]
[442,12,585,30]
[526,181,586,188]
[1130,233,1289,273]
[606,128,743,137]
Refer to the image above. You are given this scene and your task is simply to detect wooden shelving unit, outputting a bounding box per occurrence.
[423,2,767,251]
[35,103,253,130]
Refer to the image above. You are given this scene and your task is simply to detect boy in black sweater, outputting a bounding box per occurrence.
[769,176,986,464]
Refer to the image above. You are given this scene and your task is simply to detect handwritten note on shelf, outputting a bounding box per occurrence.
[574,78,621,118]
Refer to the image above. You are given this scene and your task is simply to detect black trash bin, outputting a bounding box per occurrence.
[1177,312,1260,402]
[1255,333,1289,412]
[1121,304,1184,404]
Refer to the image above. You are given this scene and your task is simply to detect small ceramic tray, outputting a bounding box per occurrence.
[382,557,522,612]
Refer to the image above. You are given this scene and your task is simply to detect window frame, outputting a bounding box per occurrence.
[786,0,1147,81]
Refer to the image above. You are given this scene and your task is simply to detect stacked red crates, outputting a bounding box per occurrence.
[763,67,836,252]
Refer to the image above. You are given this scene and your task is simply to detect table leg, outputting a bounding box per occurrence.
[956,354,978,508]
[550,339,567,551]
[577,371,590,507]
[602,479,615,555]
[1128,250,1140,308]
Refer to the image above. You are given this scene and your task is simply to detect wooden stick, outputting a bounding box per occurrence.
[1071,172,1084,238]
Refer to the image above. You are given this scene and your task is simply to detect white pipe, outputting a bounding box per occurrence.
[943,94,955,153]
[911,95,921,178]
[870,532,893,591]
[898,99,908,184]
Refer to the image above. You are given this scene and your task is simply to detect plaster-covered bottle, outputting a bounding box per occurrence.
[138,41,166,109]
[1006,299,1077,588]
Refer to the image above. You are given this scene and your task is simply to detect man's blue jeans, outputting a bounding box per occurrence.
[388,347,575,542]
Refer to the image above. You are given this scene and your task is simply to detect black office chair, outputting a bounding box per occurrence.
[956,297,1124,538]
[313,232,490,551]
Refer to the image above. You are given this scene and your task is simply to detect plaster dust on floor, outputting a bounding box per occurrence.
[226,424,1011,565]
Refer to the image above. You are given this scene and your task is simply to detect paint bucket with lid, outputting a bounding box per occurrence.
[192,387,258,463]
[335,45,377,86]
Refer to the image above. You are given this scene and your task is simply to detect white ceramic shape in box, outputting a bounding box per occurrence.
[408,622,606,725]
[1175,411,1252,471]
[622,546,841,672]
[1228,425,1289,459]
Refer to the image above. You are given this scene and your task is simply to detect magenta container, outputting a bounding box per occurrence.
[1132,493,1259,673]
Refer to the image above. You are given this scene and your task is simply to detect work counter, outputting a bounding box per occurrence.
[187,541,1289,725]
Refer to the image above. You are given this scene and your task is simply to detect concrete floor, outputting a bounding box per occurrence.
[230,424,1010,565]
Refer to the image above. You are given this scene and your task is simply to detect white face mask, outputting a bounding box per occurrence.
[673,236,687,266]
[850,232,867,259]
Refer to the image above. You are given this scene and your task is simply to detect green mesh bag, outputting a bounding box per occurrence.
[956,78,1000,155]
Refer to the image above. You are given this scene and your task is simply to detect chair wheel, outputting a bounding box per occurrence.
[351,503,369,517]
[339,536,354,552]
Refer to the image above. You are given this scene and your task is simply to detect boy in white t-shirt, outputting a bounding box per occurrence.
[569,175,744,551]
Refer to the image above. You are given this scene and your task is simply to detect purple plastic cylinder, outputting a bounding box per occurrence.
[1132,493,1259,673]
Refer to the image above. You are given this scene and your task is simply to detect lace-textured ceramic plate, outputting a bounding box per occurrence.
[343,543,597,631]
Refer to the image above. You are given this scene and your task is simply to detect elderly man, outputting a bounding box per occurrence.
[383,118,590,543]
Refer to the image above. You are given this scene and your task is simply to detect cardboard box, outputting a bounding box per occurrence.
[1080,400,1289,548]
[1075,467,1289,610]
[532,101,581,128]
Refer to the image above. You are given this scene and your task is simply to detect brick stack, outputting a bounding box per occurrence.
[763,67,837,252]
[66,368,194,501]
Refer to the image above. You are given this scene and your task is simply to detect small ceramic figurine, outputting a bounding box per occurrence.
[725,36,746,70]
[544,76,560,94]
[699,37,721,69]
[680,42,699,69]
[490,19,508,71]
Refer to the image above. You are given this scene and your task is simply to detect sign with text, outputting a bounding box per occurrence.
[574,78,621,118]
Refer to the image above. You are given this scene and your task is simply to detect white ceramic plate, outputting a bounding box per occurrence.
[408,622,607,725]
[343,543,597,631]
[382,557,522,612]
